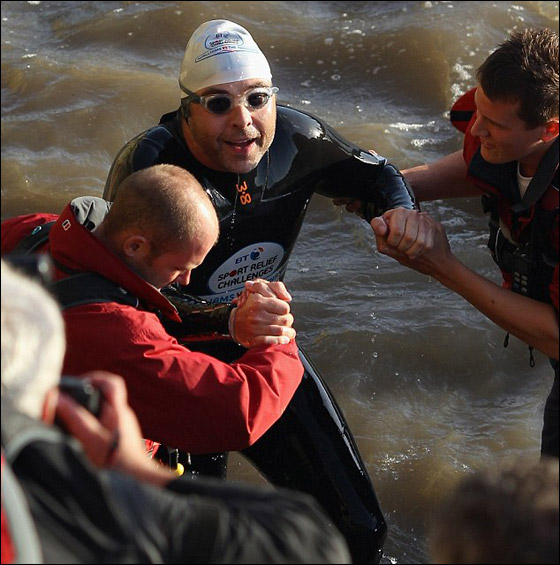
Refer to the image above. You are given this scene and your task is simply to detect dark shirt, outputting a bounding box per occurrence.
[1,404,351,564]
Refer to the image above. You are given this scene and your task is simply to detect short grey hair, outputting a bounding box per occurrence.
[1,260,65,419]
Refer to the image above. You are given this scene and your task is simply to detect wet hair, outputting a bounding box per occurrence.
[429,457,559,564]
[476,28,559,129]
[102,164,219,256]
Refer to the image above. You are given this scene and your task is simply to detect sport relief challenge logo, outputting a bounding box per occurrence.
[196,31,259,63]
[202,242,285,303]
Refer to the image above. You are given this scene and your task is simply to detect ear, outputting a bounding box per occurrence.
[122,234,149,259]
[542,119,559,142]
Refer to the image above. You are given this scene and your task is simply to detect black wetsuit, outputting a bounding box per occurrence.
[104,104,416,564]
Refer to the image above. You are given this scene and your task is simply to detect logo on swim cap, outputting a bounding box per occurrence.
[205,31,243,50]
[195,30,260,64]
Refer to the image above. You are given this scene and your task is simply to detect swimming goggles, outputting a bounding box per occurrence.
[182,86,278,116]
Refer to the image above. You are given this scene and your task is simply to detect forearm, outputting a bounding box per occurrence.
[402,150,479,202]
[161,282,295,347]
[161,287,232,337]
[361,163,416,221]
[436,257,559,359]
[373,208,559,359]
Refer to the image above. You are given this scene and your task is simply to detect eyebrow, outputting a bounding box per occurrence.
[480,111,509,128]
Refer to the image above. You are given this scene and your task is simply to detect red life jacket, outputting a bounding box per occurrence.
[450,86,476,133]
[451,89,559,309]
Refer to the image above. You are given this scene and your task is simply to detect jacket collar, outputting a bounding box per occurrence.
[49,197,181,322]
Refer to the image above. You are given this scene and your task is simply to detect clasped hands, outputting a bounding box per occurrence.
[230,279,296,348]
[370,207,453,278]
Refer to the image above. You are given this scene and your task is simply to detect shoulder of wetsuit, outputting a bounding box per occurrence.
[104,125,171,200]
[128,110,194,174]
[275,105,331,149]
[131,123,185,171]
[277,104,358,153]
[103,111,185,200]
[277,105,386,160]
[276,106,415,216]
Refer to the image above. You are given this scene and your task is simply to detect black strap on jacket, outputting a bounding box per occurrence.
[50,273,140,310]
[8,220,140,309]
[484,138,559,366]
[10,221,56,254]
[482,136,559,283]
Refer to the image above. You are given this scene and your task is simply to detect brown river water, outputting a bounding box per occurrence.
[2,1,558,562]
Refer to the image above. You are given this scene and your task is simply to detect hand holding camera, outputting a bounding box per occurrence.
[59,376,102,418]
[55,372,170,485]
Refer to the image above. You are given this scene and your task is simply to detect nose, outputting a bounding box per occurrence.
[176,271,191,286]
[470,112,487,137]
[229,102,253,128]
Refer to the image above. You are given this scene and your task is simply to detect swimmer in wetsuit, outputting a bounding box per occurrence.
[104,20,415,564]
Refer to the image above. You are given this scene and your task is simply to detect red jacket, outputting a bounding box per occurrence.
[1,198,303,453]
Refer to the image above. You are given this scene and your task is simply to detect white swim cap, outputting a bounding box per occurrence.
[179,20,272,95]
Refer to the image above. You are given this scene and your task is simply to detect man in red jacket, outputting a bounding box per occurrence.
[1,259,350,565]
[1,164,303,456]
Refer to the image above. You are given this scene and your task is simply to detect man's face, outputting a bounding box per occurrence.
[471,86,548,173]
[130,233,216,290]
[183,79,277,174]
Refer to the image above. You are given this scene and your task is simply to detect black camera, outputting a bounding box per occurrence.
[3,253,54,287]
[59,376,102,418]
